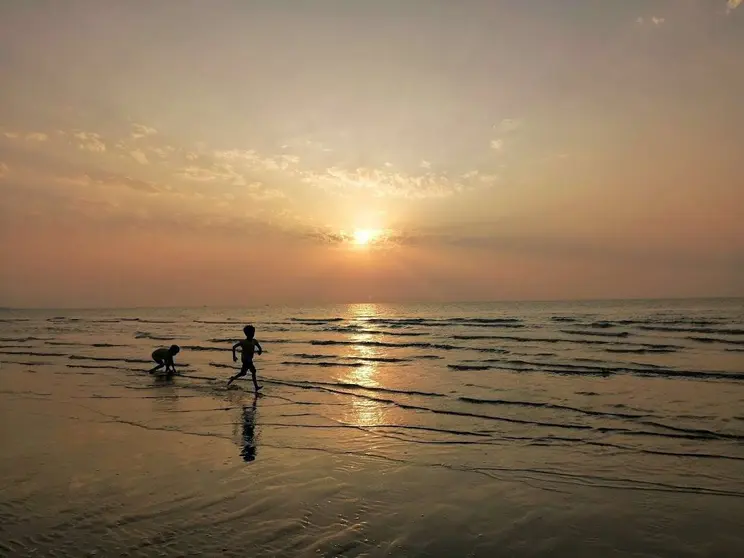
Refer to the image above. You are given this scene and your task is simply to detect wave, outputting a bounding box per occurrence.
[182,345,228,352]
[134,331,178,341]
[638,325,744,335]
[0,360,54,367]
[587,321,616,328]
[66,363,133,371]
[281,360,366,368]
[322,327,428,337]
[359,318,524,329]
[0,336,48,343]
[310,339,461,351]
[560,329,630,338]
[288,353,411,363]
[551,316,579,322]
[116,317,176,324]
[452,333,669,349]
[266,378,446,399]
[447,359,743,382]
[687,336,744,346]
[0,349,68,357]
[606,347,677,354]
[614,318,728,327]
[290,317,344,323]
[458,396,650,420]
[68,355,154,364]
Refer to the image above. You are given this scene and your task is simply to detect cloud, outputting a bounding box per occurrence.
[636,16,666,26]
[149,146,176,159]
[2,131,48,141]
[493,119,522,134]
[246,181,286,201]
[131,123,157,139]
[727,0,742,12]
[213,149,299,172]
[490,139,504,151]
[57,172,160,193]
[302,166,464,199]
[478,174,500,184]
[130,149,149,165]
[73,131,106,152]
[177,163,246,186]
[0,162,8,177]
[420,160,432,169]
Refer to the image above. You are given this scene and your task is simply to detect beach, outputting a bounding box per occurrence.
[1,299,743,557]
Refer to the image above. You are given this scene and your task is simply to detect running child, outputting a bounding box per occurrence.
[227,325,263,391]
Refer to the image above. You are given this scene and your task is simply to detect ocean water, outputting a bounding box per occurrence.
[1,299,743,557]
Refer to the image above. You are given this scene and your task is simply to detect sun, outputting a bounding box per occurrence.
[352,229,381,246]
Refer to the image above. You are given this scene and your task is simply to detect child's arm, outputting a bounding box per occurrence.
[254,340,263,355]
[232,342,240,362]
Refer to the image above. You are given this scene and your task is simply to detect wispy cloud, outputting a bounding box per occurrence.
[727,0,742,13]
[490,139,504,151]
[177,162,246,186]
[57,171,160,193]
[2,131,48,142]
[301,166,464,200]
[493,119,522,134]
[420,160,432,169]
[131,123,157,139]
[130,149,149,165]
[73,131,106,152]
[25,132,48,142]
[0,162,8,178]
[636,16,666,26]
[212,149,300,172]
[149,145,176,159]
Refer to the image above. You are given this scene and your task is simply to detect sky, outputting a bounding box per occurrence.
[0,0,743,308]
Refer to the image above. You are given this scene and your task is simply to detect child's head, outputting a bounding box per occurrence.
[243,325,256,339]
[169,345,180,355]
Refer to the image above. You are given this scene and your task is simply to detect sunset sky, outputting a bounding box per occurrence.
[1,0,742,307]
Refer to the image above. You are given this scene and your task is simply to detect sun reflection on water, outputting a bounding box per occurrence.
[341,303,388,427]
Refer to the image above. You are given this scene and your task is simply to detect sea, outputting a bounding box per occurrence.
[1,298,743,557]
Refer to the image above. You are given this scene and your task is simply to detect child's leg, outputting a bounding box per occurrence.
[149,358,165,374]
[227,362,249,386]
[249,362,261,392]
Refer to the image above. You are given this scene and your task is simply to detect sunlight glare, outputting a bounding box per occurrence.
[352,228,381,246]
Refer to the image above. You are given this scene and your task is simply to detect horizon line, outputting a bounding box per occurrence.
[1,295,742,312]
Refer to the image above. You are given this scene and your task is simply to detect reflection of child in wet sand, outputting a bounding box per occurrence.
[149,345,180,374]
[227,325,263,391]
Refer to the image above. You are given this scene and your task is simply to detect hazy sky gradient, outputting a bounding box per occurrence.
[1,0,742,307]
